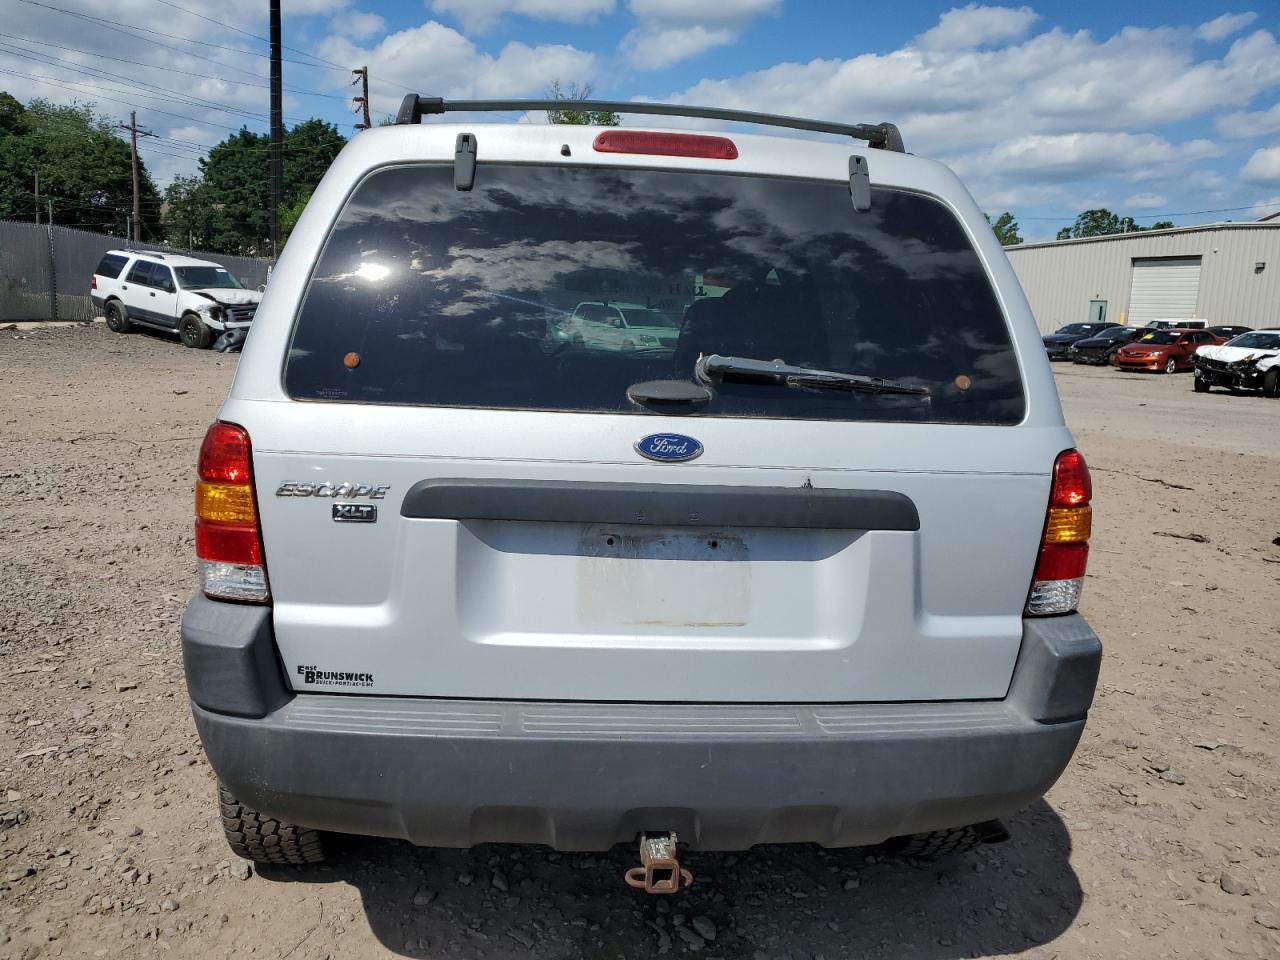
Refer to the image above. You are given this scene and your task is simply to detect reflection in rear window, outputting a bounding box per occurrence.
[285,164,1025,424]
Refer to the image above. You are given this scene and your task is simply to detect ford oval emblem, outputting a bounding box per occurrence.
[635,433,703,463]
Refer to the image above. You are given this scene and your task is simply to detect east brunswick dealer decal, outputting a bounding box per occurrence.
[297,665,374,688]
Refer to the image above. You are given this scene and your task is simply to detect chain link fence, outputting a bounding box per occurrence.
[0,220,271,322]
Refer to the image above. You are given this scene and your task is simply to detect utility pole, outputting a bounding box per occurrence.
[351,66,371,130]
[116,112,155,242]
[269,0,283,258]
[33,170,38,226]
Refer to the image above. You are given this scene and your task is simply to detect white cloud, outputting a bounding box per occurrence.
[1215,102,1280,138]
[627,0,779,27]
[318,22,596,117]
[427,0,614,35]
[1125,192,1167,209]
[1242,145,1280,183]
[1249,195,1280,219]
[620,0,779,68]
[621,25,737,70]
[958,133,1222,182]
[342,11,386,39]
[1195,11,1257,42]
[916,4,1038,50]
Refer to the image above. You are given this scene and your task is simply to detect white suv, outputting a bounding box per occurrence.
[182,97,1102,878]
[91,250,261,348]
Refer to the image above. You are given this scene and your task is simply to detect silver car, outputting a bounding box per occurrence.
[183,97,1101,879]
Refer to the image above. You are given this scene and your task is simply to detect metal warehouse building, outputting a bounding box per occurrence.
[1004,222,1280,335]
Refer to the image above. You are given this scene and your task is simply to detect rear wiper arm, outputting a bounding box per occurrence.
[694,354,930,397]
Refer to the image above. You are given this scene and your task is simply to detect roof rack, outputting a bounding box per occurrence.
[394,96,905,153]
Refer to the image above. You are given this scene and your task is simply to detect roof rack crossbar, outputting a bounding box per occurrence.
[395,95,904,153]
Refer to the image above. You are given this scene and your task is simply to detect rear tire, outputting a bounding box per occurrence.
[104,301,131,334]
[1264,368,1280,399]
[1164,356,1177,374]
[880,823,998,860]
[180,312,214,349]
[218,783,326,865]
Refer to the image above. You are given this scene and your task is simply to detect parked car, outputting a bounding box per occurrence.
[92,250,260,349]
[1042,322,1122,360]
[1068,325,1144,365]
[1140,318,1207,330]
[182,95,1101,874]
[1116,328,1222,373]
[1193,329,1280,395]
[1207,325,1253,340]
[558,301,680,351]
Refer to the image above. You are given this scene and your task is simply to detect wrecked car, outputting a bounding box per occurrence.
[92,250,261,349]
[1193,329,1280,396]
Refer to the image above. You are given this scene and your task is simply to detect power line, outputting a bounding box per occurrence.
[15,0,359,76]
[0,42,315,124]
[148,0,348,71]
[0,31,347,101]
[1018,203,1279,223]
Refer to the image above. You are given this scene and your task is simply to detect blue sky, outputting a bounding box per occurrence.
[5,0,1279,240]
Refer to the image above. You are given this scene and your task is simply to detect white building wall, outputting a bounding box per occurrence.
[1004,224,1280,334]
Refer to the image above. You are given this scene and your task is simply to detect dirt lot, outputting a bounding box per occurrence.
[1,323,1278,960]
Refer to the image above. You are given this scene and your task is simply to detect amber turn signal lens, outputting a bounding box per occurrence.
[1043,505,1091,544]
[196,481,257,524]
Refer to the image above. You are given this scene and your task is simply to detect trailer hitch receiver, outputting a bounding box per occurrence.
[624,832,693,894]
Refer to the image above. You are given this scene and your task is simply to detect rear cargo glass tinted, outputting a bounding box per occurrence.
[95,254,128,279]
[286,164,1024,424]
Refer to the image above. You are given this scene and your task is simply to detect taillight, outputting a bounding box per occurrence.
[593,130,739,159]
[195,421,269,602]
[1026,449,1091,616]
[91,275,97,290]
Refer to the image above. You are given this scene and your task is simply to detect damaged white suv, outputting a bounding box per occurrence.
[182,96,1103,879]
[92,250,260,348]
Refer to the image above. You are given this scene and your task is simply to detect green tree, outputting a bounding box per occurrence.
[545,80,620,126]
[185,120,344,255]
[162,175,214,248]
[1056,208,1122,240]
[1055,210,1178,240]
[984,211,1023,246]
[279,187,312,244]
[0,93,160,235]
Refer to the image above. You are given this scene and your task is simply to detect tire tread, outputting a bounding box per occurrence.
[217,784,325,865]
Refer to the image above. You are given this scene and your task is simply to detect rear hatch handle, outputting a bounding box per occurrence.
[401,478,920,531]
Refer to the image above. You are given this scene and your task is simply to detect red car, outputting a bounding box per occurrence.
[1115,328,1223,373]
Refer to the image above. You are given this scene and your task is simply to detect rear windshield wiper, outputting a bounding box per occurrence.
[695,354,930,397]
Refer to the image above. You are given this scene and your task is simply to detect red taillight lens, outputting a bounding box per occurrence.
[195,421,269,602]
[1027,449,1092,616]
[199,422,253,483]
[1033,542,1088,581]
[1049,449,1091,506]
[195,521,263,566]
[593,130,739,160]
[91,275,97,290]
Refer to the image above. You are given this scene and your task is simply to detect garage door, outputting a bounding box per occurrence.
[1127,257,1201,324]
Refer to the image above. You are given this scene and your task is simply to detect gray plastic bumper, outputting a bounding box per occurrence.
[183,595,1100,851]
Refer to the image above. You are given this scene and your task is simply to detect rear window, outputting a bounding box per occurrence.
[95,254,128,279]
[285,164,1025,424]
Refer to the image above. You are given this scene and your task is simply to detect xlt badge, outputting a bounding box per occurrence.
[333,503,377,523]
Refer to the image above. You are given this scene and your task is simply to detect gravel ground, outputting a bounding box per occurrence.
[1,323,1278,960]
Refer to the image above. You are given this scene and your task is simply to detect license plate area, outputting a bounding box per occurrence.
[576,525,752,628]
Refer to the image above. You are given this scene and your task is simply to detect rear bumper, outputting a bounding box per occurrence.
[182,596,1101,850]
